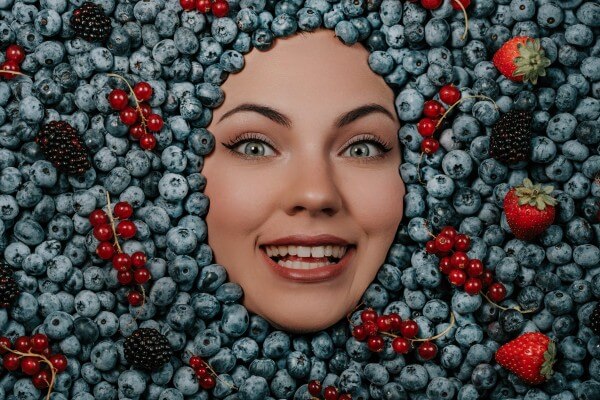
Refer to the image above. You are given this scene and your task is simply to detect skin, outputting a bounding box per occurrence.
[203,27,405,333]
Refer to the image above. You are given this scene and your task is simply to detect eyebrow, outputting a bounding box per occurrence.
[217,102,396,129]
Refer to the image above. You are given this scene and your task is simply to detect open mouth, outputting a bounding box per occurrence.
[260,244,352,269]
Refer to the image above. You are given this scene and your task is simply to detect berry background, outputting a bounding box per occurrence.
[0,0,599,399]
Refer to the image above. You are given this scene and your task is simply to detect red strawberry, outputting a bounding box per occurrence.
[503,178,557,241]
[492,37,551,85]
[495,332,556,385]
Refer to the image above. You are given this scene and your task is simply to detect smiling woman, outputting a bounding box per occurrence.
[203,27,405,333]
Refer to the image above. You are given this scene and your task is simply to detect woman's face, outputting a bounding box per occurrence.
[203,28,405,333]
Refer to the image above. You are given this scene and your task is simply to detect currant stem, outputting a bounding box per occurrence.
[452,0,469,41]
[410,312,456,342]
[481,292,538,314]
[106,73,149,131]
[0,69,29,78]
[104,191,123,254]
[436,95,498,129]
[0,344,57,400]
[345,301,365,324]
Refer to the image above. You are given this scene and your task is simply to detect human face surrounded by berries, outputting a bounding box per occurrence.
[203,28,405,333]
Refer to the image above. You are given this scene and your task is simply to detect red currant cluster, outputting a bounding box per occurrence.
[188,355,217,390]
[90,199,150,306]
[179,0,229,17]
[415,0,470,10]
[351,309,439,361]
[426,226,507,302]
[108,78,161,151]
[307,380,351,400]
[0,44,26,80]
[417,84,462,155]
[0,334,68,391]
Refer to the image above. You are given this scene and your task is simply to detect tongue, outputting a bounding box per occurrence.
[278,255,331,263]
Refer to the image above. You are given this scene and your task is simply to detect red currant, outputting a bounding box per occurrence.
[360,308,378,323]
[147,114,164,132]
[30,334,48,352]
[140,133,157,150]
[32,369,51,389]
[89,209,108,227]
[451,0,471,10]
[21,356,41,375]
[420,0,442,9]
[212,0,230,17]
[195,365,208,377]
[488,282,507,302]
[425,240,437,254]
[439,226,457,240]
[439,84,461,105]
[133,82,153,102]
[96,241,115,260]
[0,336,11,354]
[352,325,368,341]
[117,270,133,285]
[421,137,440,154]
[5,44,26,64]
[423,100,445,119]
[392,337,411,354]
[113,202,133,219]
[117,220,137,239]
[131,252,147,268]
[15,336,31,352]
[120,107,138,125]
[199,374,216,389]
[448,269,466,286]
[323,386,339,400]
[367,335,385,352]
[467,259,484,277]
[339,394,352,400]
[417,118,437,137]
[129,124,145,140]
[3,353,20,371]
[388,313,402,331]
[308,380,322,396]
[434,235,454,253]
[189,355,203,369]
[127,290,143,306]
[363,320,378,336]
[439,256,453,275]
[93,224,113,242]
[453,233,471,251]
[108,89,129,110]
[180,0,196,10]
[49,354,68,372]
[134,268,151,284]
[112,253,132,270]
[0,60,20,80]
[417,341,437,360]
[196,0,212,13]
[400,320,419,339]
[138,102,152,118]
[464,278,483,295]
[450,251,469,269]
[376,315,392,332]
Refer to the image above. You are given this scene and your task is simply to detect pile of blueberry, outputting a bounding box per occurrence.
[0,0,598,399]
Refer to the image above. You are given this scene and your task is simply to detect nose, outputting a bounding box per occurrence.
[281,152,343,217]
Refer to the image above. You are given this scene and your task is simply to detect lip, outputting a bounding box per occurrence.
[260,245,356,283]
[261,234,351,247]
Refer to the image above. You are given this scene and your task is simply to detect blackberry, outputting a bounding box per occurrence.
[70,2,111,43]
[589,303,600,336]
[35,120,91,176]
[489,110,533,164]
[0,262,19,308]
[124,328,172,370]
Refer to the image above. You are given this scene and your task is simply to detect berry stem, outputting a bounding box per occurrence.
[106,73,149,131]
[0,69,29,78]
[435,95,498,129]
[0,344,57,400]
[410,312,455,342]
[345,301,365,323]
[104,191,123,254]
[452,0,469,41]
[481,292,538,314]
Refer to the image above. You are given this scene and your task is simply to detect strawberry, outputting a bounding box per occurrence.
[495,332,556,385]
[503,178,557,241]
[492,37,551,85]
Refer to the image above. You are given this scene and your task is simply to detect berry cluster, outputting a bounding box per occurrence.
[426,226,507,302]
[417,84,462,155]
[108,76,162,151]
[417,0,470,10]
[0,334,68,391]
[351,308,440,361]
[307,380,351,400]
[124,328,172,370]
[90,198,150,306]
[35,121,92,176]
[0,44,26,80]
[0,261,19,308]
[189,355,217,390]
[70,2,112,43]
[179,0,230,17]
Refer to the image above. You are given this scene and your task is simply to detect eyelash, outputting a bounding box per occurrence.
[222,133,393,162]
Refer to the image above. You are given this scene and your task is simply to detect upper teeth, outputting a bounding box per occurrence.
[265,245,348,259]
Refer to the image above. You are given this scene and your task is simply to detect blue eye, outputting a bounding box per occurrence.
[343,142,383,158]
[227,139,277,157]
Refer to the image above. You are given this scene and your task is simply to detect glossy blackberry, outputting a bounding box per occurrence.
[124,328,172,370]
[0,261,19,308]
[588,303,600,336]
[35,120,91,176]
[489,110,533,164]
[70,2,111,43]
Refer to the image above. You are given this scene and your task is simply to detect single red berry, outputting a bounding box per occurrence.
[180,0,196,11]
[96,241,115,260]
[425,240,437,254]
[211,0,230,17]
[388,313,402,331]
[308,380,322,396]
[117,270,133,285]
[89,209,108,227]
[420,0,443,9]
[189,355,203,369]
[467,259,484,277]
[120,107,138,125]
[400,320,419,339]
[423,100,445,119]
[21,356,41,375]
[93,224,113,242]
[195,365,208,378]
[146,114,164,132]
[352,325,368,341]
[15,336,31,352]
[30,334,49,352]
[363,320,378,337]
[113,202,133,219]
[376,315,392,332]
[112,253,132,270]
[453,233,471,251]
[451,0,471,10]
[434,234,454,253]
[488,282,507,302]
[439,256,453,275]
[448,269,467,286]
[196,0,212,13]
[0,336,11,354]
[367,335,385,352]
[140,133,157,150]
[108,89,129,110]
[421,137,440,154]
[417,341,437,360]
[323,386,339,400]
[481,270,494,288]
[49,354,68,372]
[32,369,51,389]
[338,394,352,400]
[3,353,20,371]
[360,308,378,323]
[392,337,411,354]
[127,290,143,306]
[450,251,469,269]
[134,268,151,284]
[116,220,137,239]
[131,252,147,268]
[129,124,145,140]
[0,60,20,80]
[417,118,437,137]
[439,226,457,240]
[199,374,216,389]
[138,102,152,118]
[5,44,26,64]
[439,84,461,105]
[133,82,153,102]
[464,278,483,295]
